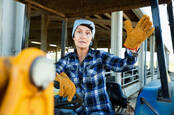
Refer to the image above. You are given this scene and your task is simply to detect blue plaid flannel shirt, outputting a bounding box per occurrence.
[56,48,137,114]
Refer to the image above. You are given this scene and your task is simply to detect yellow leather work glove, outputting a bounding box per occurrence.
[124,15,155,50]
[55,72,76,102]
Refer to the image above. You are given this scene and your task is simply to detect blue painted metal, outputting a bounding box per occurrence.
[167,1,174,53]
[150,0,170,99]
[135,80,174,115]
[135,1,173,114]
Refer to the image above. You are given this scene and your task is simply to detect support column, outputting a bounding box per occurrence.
[150,34,155,80]
[138,42,145,87]
[165,50,169,72]
[40,14,49,52]
[61,19,68,58]
[0,0,25,56]
[111,11,123,85]
[108,34,111,53]
[93,35,98,50]
[55,48,58,62]
[144,40,147,85]
[22,3,31,49]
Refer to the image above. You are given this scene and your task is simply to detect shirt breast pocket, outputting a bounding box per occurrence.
[86,63,102,77]
[64,65,78,77]
[85,63,104,88]
[85,74,104,91]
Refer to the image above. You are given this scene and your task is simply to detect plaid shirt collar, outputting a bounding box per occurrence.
[72,48,93,59]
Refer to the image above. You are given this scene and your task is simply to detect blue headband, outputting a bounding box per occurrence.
[72,19,95,39]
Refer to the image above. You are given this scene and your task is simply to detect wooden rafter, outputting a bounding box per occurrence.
[16,0,65,18]
[94,14,110,30]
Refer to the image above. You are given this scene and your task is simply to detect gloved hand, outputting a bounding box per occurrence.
[124,15,155,50]
[55,72,76,102]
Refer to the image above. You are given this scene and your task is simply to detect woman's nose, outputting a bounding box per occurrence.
[80,32,87,39]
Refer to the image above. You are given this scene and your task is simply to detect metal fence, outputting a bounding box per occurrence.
[106,67,158,87]
[122,68,139,87]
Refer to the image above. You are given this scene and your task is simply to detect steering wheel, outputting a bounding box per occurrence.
[54,81,83,110]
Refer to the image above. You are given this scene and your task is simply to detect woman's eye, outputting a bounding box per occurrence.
[77,31,81,34]
[86,32,91,35]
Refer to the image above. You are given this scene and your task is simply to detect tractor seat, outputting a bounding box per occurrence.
[106,81,128,108]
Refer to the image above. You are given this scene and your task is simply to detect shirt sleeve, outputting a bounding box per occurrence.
[101,49,137,72]
[55,57,67,74]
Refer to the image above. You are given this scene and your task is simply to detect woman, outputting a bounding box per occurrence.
[55,16,154,114]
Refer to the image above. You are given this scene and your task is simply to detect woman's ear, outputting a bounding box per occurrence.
[90,41,93,47]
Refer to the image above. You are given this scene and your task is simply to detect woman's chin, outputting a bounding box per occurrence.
[77,45,89,49]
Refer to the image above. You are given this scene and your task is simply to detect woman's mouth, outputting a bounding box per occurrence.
[79,41,86,43]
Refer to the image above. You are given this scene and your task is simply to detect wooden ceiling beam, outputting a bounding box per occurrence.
[104,13,111,19]
[94,14,110,30]
[123,12,130,20]
[17,0,65,18]
[30,10,41,17]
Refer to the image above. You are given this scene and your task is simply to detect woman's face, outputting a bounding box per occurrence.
[73,25,92,49]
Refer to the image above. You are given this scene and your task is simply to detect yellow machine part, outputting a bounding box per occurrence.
[0,48,54,115]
